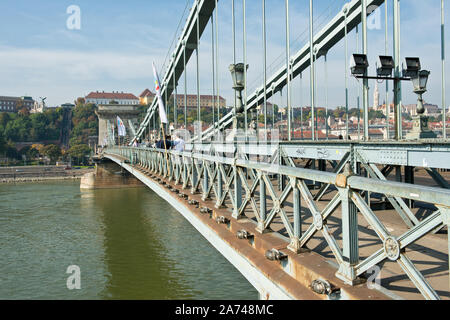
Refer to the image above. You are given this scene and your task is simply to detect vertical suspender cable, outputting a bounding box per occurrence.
[309,0,316,141]
[291,79,294,137]
[243,0,248,139]
[211,14,216,130]
[174,71,177,129]
[356,25,361,140]
[232,0,236,113]
[393,0,402,140]
[362,0,369,140]
[385,0,390,139]
[280,91,283,125]
[325,53,329,140]
[165,85,168,134]
[344,7,349,140]
[166,74,170,134]
[215,0,220,126]
[184,43,187,129]
[196,3,201,128]
[399,0,402,137]
[262,0,268,140]
[300,73,304,140]
[442,0,446,139]
[272,85,275,129]
[285,0,292,141]
[153,106,156,136]
[314,50,318,139]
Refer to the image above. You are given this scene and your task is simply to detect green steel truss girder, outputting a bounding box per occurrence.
[105,146,450,299]
[355,150,420,228]
[314,152,351,201]
[425,167,450,189]
[352,192,442,300]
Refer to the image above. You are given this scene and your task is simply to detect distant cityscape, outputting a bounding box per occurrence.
[2,83,450,141]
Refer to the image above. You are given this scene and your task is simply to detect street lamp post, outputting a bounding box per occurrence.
[229,63,248,133]
[229,63,248,220]
[406,70,437,139]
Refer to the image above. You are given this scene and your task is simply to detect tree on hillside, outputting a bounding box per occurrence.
[18,107,30,117]
[333,107,345,119]
[42,144,62,163]
[70,103,98,146]
[5,142,19,159]
[75,97,86,106]
[4,118,30,142]
[67,144,91,165]
[0,112,11,128]
[0,131,6,154]
[20,145,39,159]
[317,109,326,119]
[31,143,45,155]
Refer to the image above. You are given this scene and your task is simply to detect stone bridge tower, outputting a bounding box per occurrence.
[96,104,141,146]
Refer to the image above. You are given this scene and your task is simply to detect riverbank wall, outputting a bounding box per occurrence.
[0,165,93,184]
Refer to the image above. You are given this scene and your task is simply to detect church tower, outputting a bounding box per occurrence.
[373,81,380,109]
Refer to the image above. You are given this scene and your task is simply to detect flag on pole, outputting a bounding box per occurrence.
[117,116,127,136]
[152,62,168,124]
[108,120,115,141]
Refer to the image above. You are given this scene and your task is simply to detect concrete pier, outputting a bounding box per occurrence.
[80,159,144,190]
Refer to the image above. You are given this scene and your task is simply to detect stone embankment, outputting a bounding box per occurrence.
[0,165,94,183]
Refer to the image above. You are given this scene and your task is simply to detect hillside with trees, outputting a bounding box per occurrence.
[0,109,64,143]
[0,99,98,166]
[69,102,98,146]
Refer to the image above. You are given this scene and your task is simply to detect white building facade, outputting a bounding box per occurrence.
[85,91,139,105]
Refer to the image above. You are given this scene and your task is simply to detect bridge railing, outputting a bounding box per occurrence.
[105,146,450,300]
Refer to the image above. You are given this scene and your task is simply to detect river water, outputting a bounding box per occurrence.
[0,181,257,300]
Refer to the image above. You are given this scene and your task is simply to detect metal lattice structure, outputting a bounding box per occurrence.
[102,0,450,300]
[104,145,450,299]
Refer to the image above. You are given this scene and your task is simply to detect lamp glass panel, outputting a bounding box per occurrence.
[229,65,237,86]
[411,76,420,91]
[230,71,237,86]
[235,70,244,86]
[419,73,429,89]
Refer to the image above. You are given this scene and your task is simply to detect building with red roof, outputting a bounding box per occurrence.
[139,89,156,105]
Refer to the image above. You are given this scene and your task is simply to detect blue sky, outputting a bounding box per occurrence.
[0,0,448,109]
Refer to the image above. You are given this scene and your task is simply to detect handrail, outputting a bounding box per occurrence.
[106,146,450,208]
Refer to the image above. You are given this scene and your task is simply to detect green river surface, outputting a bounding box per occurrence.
[0,181,257,299]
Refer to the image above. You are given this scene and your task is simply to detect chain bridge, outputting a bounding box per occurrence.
[91,0,450,300]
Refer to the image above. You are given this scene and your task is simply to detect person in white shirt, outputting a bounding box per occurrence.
[173,135,185,152]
